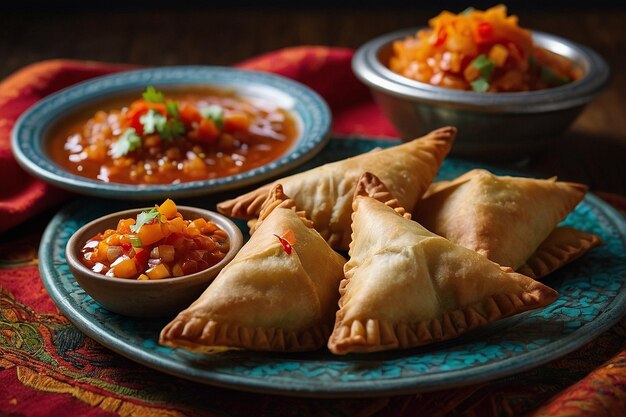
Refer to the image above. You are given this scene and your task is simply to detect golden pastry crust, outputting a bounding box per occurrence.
[414,169,589,270]
[328,173,558,355]
[518,227,603,279]
[218,126,457,250]
[160,185,346,353]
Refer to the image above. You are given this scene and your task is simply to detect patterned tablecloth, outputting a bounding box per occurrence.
[1,49,625,417]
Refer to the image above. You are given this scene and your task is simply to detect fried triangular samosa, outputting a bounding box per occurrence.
[160,185,346,352]
[217,126,456,250]
[518,227,602,278]
[328,173,558,355]
[414,169,591,272]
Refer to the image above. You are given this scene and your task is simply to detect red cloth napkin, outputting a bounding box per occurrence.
[0,48,396,232]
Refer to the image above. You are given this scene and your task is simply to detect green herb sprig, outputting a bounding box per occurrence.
[130,207,162,233]
[200,105,225,129]
[110,128,142,158]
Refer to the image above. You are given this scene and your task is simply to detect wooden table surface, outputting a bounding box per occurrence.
[3,5,625,195]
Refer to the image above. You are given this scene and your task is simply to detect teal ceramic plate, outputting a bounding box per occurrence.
[39,139,626,398]
[12,66,330,200]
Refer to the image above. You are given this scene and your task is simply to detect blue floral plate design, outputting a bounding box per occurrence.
[39,138,626,398]
[12,66,330,200]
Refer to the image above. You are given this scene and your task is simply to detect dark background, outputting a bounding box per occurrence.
[2,2,624,79]
[2,2,625,194]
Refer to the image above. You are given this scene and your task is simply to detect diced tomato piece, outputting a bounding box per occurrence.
[179,103,202,125]
[189,119,220,145]
[223,113,251,133]
[207,251,225,265]
[196,259,209,271]
[121,243,132,254]
[181,260,198,275]
[134,248,150,270]
[434,26,448,47]
[165,232,185,245]
[123,100,167,134]
[508,42,524,62]
[476,22,493,43]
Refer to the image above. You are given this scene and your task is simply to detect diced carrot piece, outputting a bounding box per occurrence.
[201,222,218,234]
[160,222,172,239]
[138,274,150,280]
[167,217,185,234]
[138,222,165,246]
[489,44,509,67]
[191,218,207,229]
[463,64,481,82]
[104,233,121,246]
[224,113,250,133]
[94,241,110,262]
[158,199,178,219]
[146,263,170,279]
[112,257,138,278]
[186,223,202,237]
[182,157,207,177]
[158,245,175,263]
[116,218,136,234]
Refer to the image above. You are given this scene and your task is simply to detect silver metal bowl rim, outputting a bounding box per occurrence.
[353,28,610,113]
[65,206,243,287]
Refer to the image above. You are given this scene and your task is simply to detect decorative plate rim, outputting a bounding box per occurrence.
[11,66,331,200]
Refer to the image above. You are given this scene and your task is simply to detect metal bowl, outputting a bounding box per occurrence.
[353,28,610,160]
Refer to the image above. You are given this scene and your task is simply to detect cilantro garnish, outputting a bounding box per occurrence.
[471,54,496,79]
[159,119,186,140]
[110,128,142,158]
[540,66,570,86]
[166,100,180,118]
[142,86,165,103]
[140,109,168,134]
[471,77,490,93]
[461,7,474,15]
[130,207,162,233]
[200,105,224,129]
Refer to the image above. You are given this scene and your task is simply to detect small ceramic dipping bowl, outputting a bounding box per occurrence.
[66,206,243,318]
[352,29,610,160]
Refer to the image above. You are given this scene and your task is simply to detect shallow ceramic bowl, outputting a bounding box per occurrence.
[353,29,610,160]
[12,66,331,199]
[65,206,243,318]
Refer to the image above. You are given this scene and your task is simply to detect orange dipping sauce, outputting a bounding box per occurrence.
[48,87,298,185]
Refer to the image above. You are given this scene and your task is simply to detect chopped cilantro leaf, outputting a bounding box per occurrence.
[159,119,186,140]
[471,77,490,92]
[471,54,496,79]
[130,207,161,233]
[200,105,224,129]
[110,128,141,158]
[166,100,180,118]
[140,109,167,134]
[540,66,570,86]
[142,86,165,103]
[461,7,474,15]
